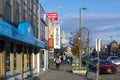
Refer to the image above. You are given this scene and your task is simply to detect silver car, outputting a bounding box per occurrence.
[107,56,120,66]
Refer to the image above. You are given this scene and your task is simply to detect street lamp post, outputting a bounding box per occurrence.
[79,7,87,70]
[80,7,87,29]
[80,27,89,77]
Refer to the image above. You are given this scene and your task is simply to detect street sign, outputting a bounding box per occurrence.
[95,38,101,80]
[96,38,101,51]
[46,12,58,21]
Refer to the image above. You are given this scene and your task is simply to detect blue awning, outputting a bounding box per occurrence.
[0,20,45,48]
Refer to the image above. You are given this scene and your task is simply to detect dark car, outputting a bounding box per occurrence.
[88,59,98,71]
[82,54,91,66]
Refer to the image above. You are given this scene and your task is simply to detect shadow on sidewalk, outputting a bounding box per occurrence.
[73,73,94,80]
[46,64,95,80]
[66,69,95,80]
[25,75,41,80]
[50,68,94,80]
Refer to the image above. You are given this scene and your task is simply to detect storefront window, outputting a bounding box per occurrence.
[24,47,29,71]
[13,44,18,74]
[40,50,44,68]
[0,40,4,78]
[28,47,32,70]
[34,49,37,68]
[27,48,30,70]
[5,42,11,76]
[22,47,24,71]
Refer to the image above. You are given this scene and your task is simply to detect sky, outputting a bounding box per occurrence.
[40,0,120,46]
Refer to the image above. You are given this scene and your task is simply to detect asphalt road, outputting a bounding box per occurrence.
[100,66,120,80]
[88,66,120,80]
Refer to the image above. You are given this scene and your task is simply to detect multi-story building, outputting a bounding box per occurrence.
[39,4,49,71]
[48,20,54,49]
[0,0,48,79]
[61,31,68,54]
[0,0,39,38]
[61,31,68,46]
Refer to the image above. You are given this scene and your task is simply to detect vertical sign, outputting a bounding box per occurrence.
[96,38,101,51]
[48,38,54,48]
[95,38,101,80]
[53,24,60,49]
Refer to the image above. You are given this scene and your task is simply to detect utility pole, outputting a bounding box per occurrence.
[79,7,87,69]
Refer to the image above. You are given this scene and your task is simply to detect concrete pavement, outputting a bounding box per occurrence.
[26,64,96,80]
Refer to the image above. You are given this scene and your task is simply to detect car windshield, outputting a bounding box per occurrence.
[111,57,120,60]
[100,60,113,65]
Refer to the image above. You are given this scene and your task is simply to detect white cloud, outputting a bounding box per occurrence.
[112,1,120,6]
[57,6,63,10]
[60,13,78,20]
[61,13,120,46]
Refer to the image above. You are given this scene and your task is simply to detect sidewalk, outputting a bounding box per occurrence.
[26,64,96,80]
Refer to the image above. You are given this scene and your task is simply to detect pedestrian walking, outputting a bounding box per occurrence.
[85,60,89,77]
[70,56,73,65]
[63,54,66,64]
[54,52,61,70]
[55,56,61,70]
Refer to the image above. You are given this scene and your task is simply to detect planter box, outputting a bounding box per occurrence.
[73,70,86,74]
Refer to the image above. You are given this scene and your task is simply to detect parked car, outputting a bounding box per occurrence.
[107,56,120,66]
[99,60,117,74]
[117,53,120,57]
[82,54,91,66]
[88,59,98,71]
[88,59,117,74]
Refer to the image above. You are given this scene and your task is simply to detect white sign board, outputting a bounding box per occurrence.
[53,24,60,49]
[96,38,101,51]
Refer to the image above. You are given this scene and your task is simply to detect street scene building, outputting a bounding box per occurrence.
[0,0,49,79]
[1,0,120,80]
[0,0,67,79]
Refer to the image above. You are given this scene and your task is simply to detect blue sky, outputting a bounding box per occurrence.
[41,0,120,46]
